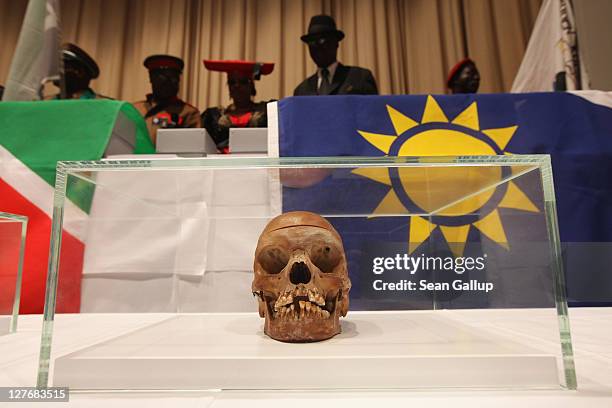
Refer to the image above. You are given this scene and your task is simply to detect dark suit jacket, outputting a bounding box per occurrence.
[293,63,379,96]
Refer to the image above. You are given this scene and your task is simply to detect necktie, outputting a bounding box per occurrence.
[318,68,332,95]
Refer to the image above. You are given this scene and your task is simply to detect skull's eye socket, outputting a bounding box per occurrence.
[310,243,341,273]
[258,247,289,274]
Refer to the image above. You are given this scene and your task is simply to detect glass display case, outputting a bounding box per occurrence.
[0,212,27,334]
[36,155,576,391]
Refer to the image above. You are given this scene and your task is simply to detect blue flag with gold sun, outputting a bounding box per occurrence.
[277,92,612,307]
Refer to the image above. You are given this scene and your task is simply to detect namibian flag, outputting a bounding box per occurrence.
[270,92,612,305]
[0,100,154,313]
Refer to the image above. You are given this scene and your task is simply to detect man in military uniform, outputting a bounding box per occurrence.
[294,15,378,96]
[52,43,111,100]
[133,55,200,145]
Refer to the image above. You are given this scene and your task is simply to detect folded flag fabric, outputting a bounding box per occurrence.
[0,100,154,313]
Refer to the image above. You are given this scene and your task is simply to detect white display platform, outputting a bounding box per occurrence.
[0,316,10,335]
[52,311,561,390]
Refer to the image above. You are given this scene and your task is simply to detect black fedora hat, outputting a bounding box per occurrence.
[61,43,100,79]
[301,14,345,43]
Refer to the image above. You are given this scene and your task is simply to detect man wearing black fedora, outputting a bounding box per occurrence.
[294,15,378,96]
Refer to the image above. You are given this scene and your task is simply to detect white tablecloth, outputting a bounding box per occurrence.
[0,308,611,407]
[79,155,281,313]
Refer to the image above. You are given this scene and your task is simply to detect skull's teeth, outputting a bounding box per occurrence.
[274,292,294,311]
[306,290,325,306]
[275,299,331,320]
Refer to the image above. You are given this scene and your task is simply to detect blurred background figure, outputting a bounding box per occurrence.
[51,43,110,100]
[294,14,378,96]
[201,60,274,152]
[0,85,4,100]
[133,54,201,145]
[447,58,480,94]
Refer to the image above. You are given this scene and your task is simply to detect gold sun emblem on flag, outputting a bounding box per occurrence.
[354,95,539,256]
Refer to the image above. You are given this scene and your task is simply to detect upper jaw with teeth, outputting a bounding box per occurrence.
[272,287,331,320]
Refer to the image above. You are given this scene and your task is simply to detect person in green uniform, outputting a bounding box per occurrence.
[51,43,111,100]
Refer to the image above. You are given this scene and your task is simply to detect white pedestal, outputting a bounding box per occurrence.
[0,316,10,335]
[52,311,561,390]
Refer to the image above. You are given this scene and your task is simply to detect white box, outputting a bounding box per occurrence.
[156,128,217,155]
[229,128,268,153]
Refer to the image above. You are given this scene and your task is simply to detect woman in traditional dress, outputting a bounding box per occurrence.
[201,60,274,152]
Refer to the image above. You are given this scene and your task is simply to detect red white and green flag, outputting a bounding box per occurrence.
[0,100,154,313]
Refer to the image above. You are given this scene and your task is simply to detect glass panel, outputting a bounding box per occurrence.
[37,155,576,391]
[0,212,27,334]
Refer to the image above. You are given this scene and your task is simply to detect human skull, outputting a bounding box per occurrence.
[252,211,351,342]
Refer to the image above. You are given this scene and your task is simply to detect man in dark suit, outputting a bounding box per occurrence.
[294,15,378,96]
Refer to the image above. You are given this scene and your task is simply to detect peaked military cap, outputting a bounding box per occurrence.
[61,43,100,79]
[144,55,185,72]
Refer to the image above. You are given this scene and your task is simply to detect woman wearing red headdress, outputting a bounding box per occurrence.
[202,60,274,152]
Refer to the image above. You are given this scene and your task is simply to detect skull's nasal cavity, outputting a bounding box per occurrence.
[290,262,311,284]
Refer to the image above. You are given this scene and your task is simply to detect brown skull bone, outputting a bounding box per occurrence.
[252,211,351,342]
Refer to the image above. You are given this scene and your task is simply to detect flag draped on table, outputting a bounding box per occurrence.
[0,100,154,313]
[274,93,612,306]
